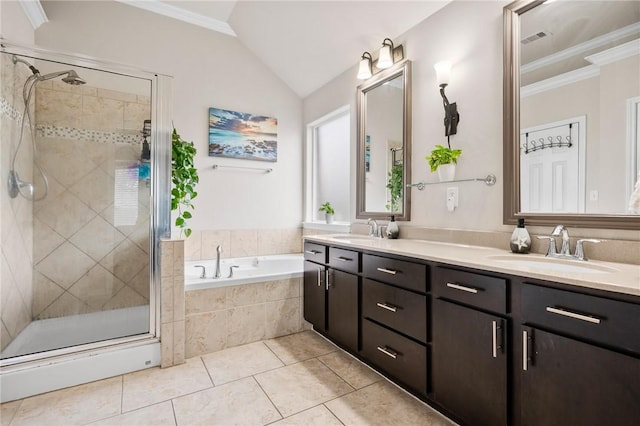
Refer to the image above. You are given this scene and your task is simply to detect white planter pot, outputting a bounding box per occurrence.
[437,163,456,182]
[325,213,334,224]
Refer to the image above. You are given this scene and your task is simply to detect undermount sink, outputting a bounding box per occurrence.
[488,255,618,274]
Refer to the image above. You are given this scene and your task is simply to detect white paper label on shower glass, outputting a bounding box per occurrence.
[114,162,139,226]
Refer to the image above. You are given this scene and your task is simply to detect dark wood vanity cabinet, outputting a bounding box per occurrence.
[303,243,359,353]
[432,267,508,426]
[519,283,640,426]
[302,239,640,426]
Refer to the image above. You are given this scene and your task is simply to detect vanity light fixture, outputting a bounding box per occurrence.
[377,38,395,69]
[434,61,460,136]
[357,52,373,80]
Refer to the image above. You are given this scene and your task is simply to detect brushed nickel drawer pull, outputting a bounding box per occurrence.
[377,346,398,359]
[334,256,353,262]
[376,267,398,275]
[376,302,398,313]
[523,330,529,371]
[492,320,498,358]
[305,250,321,255]
[446,282,478,294]
[317,267,323,287]
[545,307,601,324]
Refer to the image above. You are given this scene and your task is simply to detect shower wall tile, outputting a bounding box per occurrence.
[100,239,148,283]
[103,285,148,310]
[68,167,115,214]
[33,218,64,264]
[97,88,137,103]
[82,95,124,132]
[35,241,95,289]
[35,87,83,128]
[129,265,150,301]
[68,264,125,310]
[1,322,11,352]
[37,290,91,320]
[34,190,96,238]
[70,215,126,262]
[123,102,150,131]
[32,272,64,318]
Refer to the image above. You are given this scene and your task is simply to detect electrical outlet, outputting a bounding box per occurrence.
[446,187,459,211]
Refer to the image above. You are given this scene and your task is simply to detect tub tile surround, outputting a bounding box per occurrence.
[0,331,456,425]
[159,239,185,368]
[184,227,303,261]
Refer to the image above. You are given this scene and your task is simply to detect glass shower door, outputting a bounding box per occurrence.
[1,51,153,360]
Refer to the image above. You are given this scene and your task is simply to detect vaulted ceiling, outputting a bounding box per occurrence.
[113,1,452,98]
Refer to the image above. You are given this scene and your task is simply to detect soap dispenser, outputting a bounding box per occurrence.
[510,218,531,254]
[386,215,399,239]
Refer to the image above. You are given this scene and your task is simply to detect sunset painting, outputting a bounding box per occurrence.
[208,107,278,162]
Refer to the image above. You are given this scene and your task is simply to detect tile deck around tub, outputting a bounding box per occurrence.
[1,331,458,426]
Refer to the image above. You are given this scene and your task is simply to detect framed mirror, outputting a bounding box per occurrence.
[357,60,411,220]
[504,0,640,230]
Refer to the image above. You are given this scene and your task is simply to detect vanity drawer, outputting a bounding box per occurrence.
[432,267,507,314]
[363,278,427,343]
[522,284,640,354]
[328,247,360,273]
[362,319,427,394]
[363,254,427,293]
[304,242,327,264]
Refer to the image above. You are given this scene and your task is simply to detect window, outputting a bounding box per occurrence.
[305,106,350,224]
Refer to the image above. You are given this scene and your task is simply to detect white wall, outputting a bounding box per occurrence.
[34,0,303,231]
[304,1,507,232]
[0,1,35,45]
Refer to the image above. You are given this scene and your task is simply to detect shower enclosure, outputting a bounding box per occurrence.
[0,40,171,401]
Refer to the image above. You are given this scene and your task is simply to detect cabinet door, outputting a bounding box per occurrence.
[303,260,326,332]
[521,327,640,426]
[432,298,507,426]
[327,269,359,352]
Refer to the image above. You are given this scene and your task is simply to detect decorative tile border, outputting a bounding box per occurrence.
[0,97,23,123]
[37,125,143,146]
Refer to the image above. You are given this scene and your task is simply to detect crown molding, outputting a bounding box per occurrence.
[521,65,600,98]
[115,0,236,37]
[18,0,48,30]
[586,38,640,66]
[522,22,640,74]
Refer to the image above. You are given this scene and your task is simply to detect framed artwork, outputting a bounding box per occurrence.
[208,107,278,162]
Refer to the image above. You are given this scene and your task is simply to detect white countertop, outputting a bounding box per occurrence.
[304,234,640,297]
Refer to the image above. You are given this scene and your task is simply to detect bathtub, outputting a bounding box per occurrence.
[185,254,304,290]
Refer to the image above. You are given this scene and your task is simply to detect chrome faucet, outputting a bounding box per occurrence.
[367,218,378,237]
[537,225,601,261]
[551,225,571,256]
[194,265,206,279]
[214,245,223,278]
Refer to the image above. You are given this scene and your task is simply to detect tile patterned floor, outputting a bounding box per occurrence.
[1,331,457,425]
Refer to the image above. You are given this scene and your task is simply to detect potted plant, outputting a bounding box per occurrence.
[386,163,403,212]
[425,144,462,182]
[171,128,199,237]
[318,201,335,224]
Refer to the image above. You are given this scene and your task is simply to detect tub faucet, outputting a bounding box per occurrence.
[194,265,206,279]
[228,265,239,278]
[214,245,223,279]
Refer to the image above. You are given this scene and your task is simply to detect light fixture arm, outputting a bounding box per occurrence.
[439,83,460,137]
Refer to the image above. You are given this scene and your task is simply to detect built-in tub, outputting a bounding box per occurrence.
[185,254,304,290]
[183,253,306,358]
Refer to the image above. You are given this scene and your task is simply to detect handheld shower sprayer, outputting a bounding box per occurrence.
[8,55,87,200]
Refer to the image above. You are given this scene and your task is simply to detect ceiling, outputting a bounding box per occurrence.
[115,0,451,98]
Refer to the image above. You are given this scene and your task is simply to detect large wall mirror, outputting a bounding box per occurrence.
[504,0,640,229]
[357,60,411,220]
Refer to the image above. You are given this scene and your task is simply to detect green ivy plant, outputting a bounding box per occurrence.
[171,128,198,237]
[318,201,335,215]
[425,144,462,172]
[386,163,403,212]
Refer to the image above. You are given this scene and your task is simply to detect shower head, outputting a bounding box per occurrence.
[38,69,86,85]
[61,70,86,86]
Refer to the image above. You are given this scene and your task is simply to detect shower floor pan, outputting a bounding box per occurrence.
[1,305,150,359]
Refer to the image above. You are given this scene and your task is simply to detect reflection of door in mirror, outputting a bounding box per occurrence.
[519,0,640,215]
[364,75,404,212]
[520,116,585,213]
